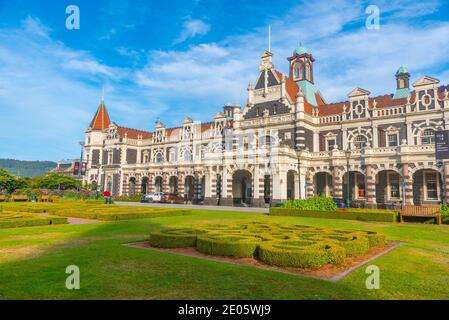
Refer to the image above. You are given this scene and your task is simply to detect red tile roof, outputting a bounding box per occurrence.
[89,101,111,130]
[117,126,152,140]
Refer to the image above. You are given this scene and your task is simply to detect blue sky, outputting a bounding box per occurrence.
[1,0,449,161]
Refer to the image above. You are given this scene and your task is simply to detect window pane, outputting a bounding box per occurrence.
[426,172,438,199]
[388,134,398,147]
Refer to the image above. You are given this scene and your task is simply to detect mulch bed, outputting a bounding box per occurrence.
[124,241,404,282]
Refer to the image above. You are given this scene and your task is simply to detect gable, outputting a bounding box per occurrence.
[255,70,280,89]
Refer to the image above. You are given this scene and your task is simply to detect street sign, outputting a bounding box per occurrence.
[435,130,449,160]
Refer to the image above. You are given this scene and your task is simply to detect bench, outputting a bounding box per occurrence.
[0,195,7,202]
[400,205,442,225]
[41,195,52,202]
[11,195,29,202]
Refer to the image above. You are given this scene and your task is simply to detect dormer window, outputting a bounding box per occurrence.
[353,135,367,149]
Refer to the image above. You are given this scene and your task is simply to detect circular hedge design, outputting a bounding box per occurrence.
[149,222,387,269]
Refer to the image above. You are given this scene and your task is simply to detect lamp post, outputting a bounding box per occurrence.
[78,142,85,178]
[345,150,352,208]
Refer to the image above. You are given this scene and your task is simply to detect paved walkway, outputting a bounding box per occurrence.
[114,201,269,213]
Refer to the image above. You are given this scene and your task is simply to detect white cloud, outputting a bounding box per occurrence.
[174,18,211,44]
[21,16,50,39]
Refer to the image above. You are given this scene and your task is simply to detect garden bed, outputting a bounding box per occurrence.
[128,239,400,281]
[0,211,68,229]
[142,222,392,277]
[0,202,191,221]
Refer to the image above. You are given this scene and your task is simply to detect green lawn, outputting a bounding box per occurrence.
[0,208,448,300]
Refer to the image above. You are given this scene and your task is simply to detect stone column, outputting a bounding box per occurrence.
[162,174,169,194]
[366,165,377,208]
[305,171,314,199]
[220,168,234,206]
[332,166,343,199]
[178,174,185,196]
[148,175,155,193]
[252,167,265,207]
[402,163,413,205]
[203,171,217,205]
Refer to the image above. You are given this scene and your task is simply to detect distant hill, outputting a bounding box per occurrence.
[0,159,57,177]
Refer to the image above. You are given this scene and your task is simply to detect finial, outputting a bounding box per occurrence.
[101,86,105,102]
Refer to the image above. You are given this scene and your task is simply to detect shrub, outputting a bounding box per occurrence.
[148,221,387,269]
[258,240,345,269]
[269,208,398,223]
[196,234,262,258]
[114,194,144,202]
[281,195,337,211]
[149,228,207,248]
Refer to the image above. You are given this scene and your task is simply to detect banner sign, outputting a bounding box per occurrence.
[435,130,449,160]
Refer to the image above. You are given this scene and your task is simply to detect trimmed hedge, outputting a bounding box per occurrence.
[148,221,388,270]
[258,240,346,269]
[0,202,191,221]
[196,234,262,258]
[149,228,208,248]
[269,208,398,223]
[0,211,68,229]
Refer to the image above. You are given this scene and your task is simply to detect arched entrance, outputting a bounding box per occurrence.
[155,176,163,193]
[185,176,195,201]
[141,177,149,194]
[264,175,271,204]
[315,172,333,196]
[286,170,296,200]
[376,170,401,207]
[129,177,136,196]
[343,171,366,206]
[413,169,443,205]
[169,176,178,194]
[232,170,252,205]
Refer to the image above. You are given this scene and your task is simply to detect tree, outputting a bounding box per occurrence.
[0,168,28,194]
[31,173,81,190]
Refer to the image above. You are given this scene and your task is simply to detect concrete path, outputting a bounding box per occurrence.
[114,201,269,213]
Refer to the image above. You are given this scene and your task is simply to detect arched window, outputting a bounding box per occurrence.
[155,152,164,163]
[305,62,311,81]
[183,150,192,162]
[293,63,303,80]
[421,128,435,145]
[353,135,367,149]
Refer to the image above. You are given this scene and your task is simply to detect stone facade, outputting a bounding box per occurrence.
[82,47,449,207]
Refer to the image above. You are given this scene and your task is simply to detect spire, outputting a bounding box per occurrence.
[89,96,111,130]
[268,24,271,53]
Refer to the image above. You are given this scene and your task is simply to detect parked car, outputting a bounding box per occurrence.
[141,192,165,203]
[161,193,184,204]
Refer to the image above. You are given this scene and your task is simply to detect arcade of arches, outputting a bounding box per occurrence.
[120,165,446,207]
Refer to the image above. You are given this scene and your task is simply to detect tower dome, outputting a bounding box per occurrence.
[293,45,308,56]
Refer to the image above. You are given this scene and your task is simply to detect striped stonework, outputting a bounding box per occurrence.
[306,172,314,198]
[366,165,376,205]
[444,162,449,203]
[402,163,414,205]
[178,175,185,196]
[149,176,155,193]
[162,174,169,194]
[332,166,343,198]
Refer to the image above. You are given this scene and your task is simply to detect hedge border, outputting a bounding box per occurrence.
[269,208,398,223]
